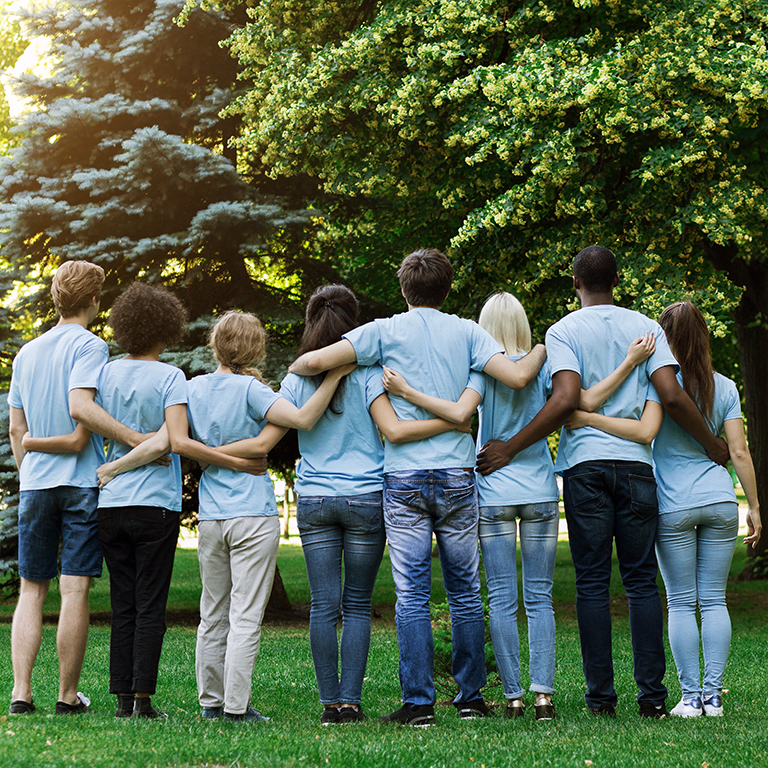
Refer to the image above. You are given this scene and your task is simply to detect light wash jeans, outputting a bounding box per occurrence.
[479,502,558,699]
[384,468,486,707]
[297,492,385,705]
[655,502,738,697]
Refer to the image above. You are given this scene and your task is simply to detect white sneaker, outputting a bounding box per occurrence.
[671,696,703,718]
[702,694,724,717]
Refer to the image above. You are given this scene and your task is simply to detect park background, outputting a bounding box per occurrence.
[0,1,767,766]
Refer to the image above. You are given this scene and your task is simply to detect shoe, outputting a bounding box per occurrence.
[201,706,223,719]
[339,705,368,723]
[589,703,616,717]
[534,694,556,721]
[223,705,269,722]
[456,699,491,719]
[9,699,35,715]
[55,692,91,715]
[115,694,135,718]
[638,700,669,718]
[504,698,525,719]
[133,697,167,719]
[321,706,341,725]
[670,696,702,718]
[702,694,724,717]
[378,703,435,727]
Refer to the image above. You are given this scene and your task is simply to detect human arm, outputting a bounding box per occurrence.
[476,369,581,475]
[69,387,147,448]
[482,344,547,390]
[579,333,655,412]
[369,393,470,444]
[723,418,761,548]
[21,423,92,454]
[565,400,663,445]
[381,366,482,423]
[97,426,172,488]
[650,366,729,466]
[288,340,357,376]
[210,424,289,459]
[9,406,28,469]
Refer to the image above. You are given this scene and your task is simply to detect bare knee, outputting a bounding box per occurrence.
[18,577,50,607]
[59,575,92,603]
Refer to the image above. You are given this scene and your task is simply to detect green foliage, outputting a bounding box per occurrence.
[0,3,27,153]
[0,393,19,595]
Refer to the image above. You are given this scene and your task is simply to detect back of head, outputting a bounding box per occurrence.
[478,292,531,355]
[209,311,265,378]
[573,245,618,293]
[109,282,187,355]
[658,301,714,418]
[397,248,453,308]
[51,260,105,318]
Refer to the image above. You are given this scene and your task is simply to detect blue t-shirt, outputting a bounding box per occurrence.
[546,304,678,472]
[186,373,281,520]
[96,359,187,511]
[280,366,385,497]
[469,358,559,506]
[647,372,741,513]
[343,309,503,472]
[8,324,107,491]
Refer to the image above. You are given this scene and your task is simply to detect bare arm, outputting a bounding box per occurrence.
[69,387,146,448]
[579,333,655,412]
[723,418,761,548]
[565,400,663,445]
[288,340,357,376]
[476,369,581,475]
[369,394,471,444]
[22,423,92,454]
[381,366,482,423]
[9,406,28,469]
[97,426,171,488]
[482,344,547,390]
[213,424,289,459]
[650,366,729,466]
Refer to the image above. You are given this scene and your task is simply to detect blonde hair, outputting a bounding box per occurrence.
[209,311,265,379]
[478,292,531,355]
[51,261,105,318]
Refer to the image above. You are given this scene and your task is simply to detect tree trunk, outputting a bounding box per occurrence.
[282,478,293,540]
[264,564,294,617]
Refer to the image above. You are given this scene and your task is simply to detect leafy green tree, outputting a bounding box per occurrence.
[219,0,768,572]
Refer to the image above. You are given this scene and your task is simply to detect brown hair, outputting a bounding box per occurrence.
[658,301,715,418]
[209,311,266,379]
[396,248,453,308]
[51,260,105,318]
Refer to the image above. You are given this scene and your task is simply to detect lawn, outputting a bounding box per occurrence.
[0,533,766,768]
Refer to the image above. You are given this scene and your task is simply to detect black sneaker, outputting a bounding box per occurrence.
[339,706,368,723]
[378,703,435,727]
[638,700,668,719]
[115,694,135,719]
[320,706,340,725]
[133,697,168,719]
[589,703,616,717]
[534,694,556,721]
[504,698,525,719]
[9,699,35,715]
[56,692,90,715]
[456,699,491,719]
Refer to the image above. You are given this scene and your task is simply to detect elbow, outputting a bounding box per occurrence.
[302,351,326,375]
[380,427,403,444]
[637,431,656,446]
[730,446,750,465]
[168,435,184,455]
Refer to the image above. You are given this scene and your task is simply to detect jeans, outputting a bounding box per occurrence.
[297,492,385,705]
[384,469,486,706]
[655,502,738,697]
[563,461,666,708]
[479,502,559,699]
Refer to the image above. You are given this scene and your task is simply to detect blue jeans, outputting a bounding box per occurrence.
[297,492,385,705]
[655,502,738,698]
[563,461,667,708]
[384,469,486,706]
[479,502,558,699]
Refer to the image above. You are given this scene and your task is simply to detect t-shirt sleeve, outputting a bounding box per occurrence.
[163,368,188,408]
[646,382,661,404]
[541,359,553,396]
[466,371,485,397]
[545,323,581,376]
[69,336,108,391]
[343,321,381,366]
[8,357,22,409]
[647,323,679,375]
[279,373,301,407]
[364,365,386,408]
[723,379,742,421]
[247,379,282,420]
[469,322,504,371]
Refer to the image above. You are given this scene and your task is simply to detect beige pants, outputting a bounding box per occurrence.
[196,515,280,714]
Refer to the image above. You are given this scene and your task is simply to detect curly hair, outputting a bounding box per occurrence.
[209,311,266,379]
[51,260,105,318]
[109,283,188,355]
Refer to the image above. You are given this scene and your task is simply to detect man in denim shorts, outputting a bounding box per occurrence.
[8,261,149,715]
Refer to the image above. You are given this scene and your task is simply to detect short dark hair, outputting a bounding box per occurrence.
[109,283,188,355]
[397,248,453,308]
[573,245,618,292]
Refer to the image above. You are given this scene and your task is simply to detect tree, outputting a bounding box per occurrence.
[0,3,27,153]
[218,0,768,575]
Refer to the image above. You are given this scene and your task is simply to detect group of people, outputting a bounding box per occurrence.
[7,245,760,726]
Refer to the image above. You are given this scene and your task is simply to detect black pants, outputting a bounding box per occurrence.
[98,506,180,694]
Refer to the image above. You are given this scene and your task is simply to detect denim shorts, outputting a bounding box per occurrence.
[18,487,102,581]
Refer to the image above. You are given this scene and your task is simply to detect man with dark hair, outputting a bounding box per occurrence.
[290,248,546,725]
[477,245,729,718]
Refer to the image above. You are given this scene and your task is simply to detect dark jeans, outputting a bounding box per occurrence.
[98,506,179,694]
[563,461,666,709]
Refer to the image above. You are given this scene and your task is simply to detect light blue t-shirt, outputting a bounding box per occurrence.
[343,309,503,472]
[280,366,385,497]
[546,304,678,473]
[186,373,281,520]
[647,372,741,513]
[469,358,559,506]
[8,324,107,491]
[96,359,187,511]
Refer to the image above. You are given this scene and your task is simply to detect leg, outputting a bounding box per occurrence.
[11,578,50,703]
[223,516,280,714]
[519,502,559,695]
[57,576,92,704]
[478,507,524,700]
